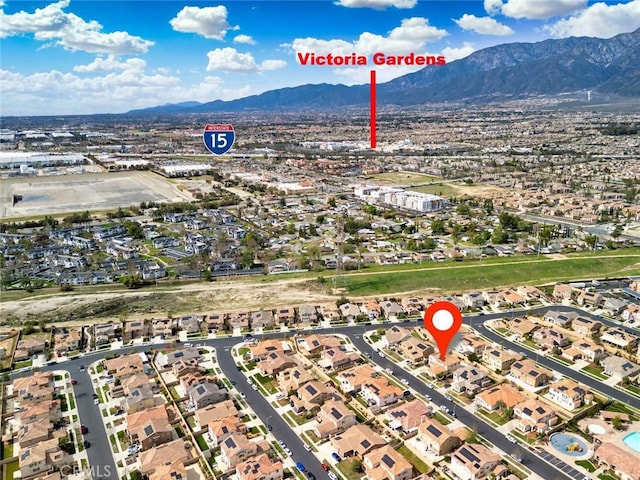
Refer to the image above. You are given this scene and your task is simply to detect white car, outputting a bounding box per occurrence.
[425,394,432,401]
[93,398,99,405]
[284,448,292,456]
[251,384,259,391]
[400,378,409,385]
[506,436,517,444]
[303,443,312,452]
[328,473,338,480]
[385,368,393,375]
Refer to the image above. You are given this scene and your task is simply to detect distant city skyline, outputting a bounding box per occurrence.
[1,0,639,116]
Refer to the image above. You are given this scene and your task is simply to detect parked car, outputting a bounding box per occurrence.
[296,462,306,472]
[331,452,341,462]
[306,472,316,480]
[328,472,338,480]
[83,441,91,449]
[70,379,77,385]
[80,425,88,434]
[321,464,329,472]
[303,443,312,452]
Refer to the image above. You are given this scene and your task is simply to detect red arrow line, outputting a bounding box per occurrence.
[370,69,376,149]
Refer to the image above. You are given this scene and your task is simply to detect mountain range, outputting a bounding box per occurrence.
[128,28,640,114]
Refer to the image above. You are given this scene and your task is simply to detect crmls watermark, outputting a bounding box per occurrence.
[60,464,114,478]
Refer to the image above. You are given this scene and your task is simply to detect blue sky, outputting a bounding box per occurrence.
[1,0,639,116]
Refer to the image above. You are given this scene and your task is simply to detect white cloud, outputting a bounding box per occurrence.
[333,64,419,84]
[233,34,256,45]
[335,0,417,9]
[290,17,447,57]
[441,42,476,61]
[500,0,587,19]
[0,0,153,54]
[546,0,640,38]
[206,47,286,73]
[454,14,514,35]
[169,5,238,40]
[73,55,145,73]
[484,0,503,15]
[0,66,253,116]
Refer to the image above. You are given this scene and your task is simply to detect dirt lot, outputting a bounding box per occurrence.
[0,277,337,326]
[1,171,190,219]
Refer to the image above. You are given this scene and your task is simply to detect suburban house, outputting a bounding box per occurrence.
[398,336,434,364]
[276,365,313,394]
[601,356,640,382]
[509,359,552,389]
[138,439,191,477]
[386,399,431,433]
[337,364,379,393]
[331,424,385,458]
[474,384,526,412]
[206,415,247,448]
[313,400,356,439]
[482,347,521,373]
[361,377,403,408]
[513,398,559,433]
[188,382,227,409]
[418,417,462,455]
[546,378,590,411]
[126,405,174,451]
[449,443,501,480]
[532,328,569,349]
[236,453,283,480]
[451,365,492,395]
[363,444,413,480]
[220,433,259,470]
[383,325,412,347]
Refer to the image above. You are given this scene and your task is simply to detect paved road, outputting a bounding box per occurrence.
[470,306,640,410]
[26,303,633,480]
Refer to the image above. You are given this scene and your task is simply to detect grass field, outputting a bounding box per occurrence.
[366,171,441,185]
[340,252,640,296]
[410,183,464,197]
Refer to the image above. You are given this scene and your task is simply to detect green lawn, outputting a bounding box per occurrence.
[432,411,452,425]
[576,459,597,472]
[477,408,509,426]
[3,442,13,460]
[625,384,640,396]
[581,366,608,380]
[397,445,431,474]
[5,460,19,480]
[341,253,640,296]
[195,434,209,451]
[336,458,365,480]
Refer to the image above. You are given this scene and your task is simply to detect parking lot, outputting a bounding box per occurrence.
[536,449,590,480]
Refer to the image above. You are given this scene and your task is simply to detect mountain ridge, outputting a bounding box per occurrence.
[127,28,640,114]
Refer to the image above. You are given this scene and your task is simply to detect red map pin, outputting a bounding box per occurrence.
[423,301,463,360]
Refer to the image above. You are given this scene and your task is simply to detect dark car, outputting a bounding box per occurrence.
[83,441,91,449]
[92,393,98,399]
[306,472,316,480]
[80,425,88,434]
[320,464,329,472]
[331,452,341,462]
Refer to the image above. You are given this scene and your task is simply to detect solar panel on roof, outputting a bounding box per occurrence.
[306,385,318,395]
[331,408,343,419]
[361,439,371,448]
[224,437,236,448]
[427,425,442,437]
[391,411,407,418]
[143,425,154,436]
[381,454,395,468]
[460,447,479,463]
[536,407,545,414]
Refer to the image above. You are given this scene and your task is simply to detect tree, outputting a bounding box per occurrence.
[328,197,337,208]
[130,470,143,480]
[240,249,254,269]
[612,415,624,430]
[611,224,623,239]
[491,225,508,244]
[431,219,446,235]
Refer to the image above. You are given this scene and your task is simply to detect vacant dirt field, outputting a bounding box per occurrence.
[1,171,190,219]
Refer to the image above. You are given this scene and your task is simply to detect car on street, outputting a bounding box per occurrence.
[278,440,286,447]
[240,392,246,398]
[506,435,517,444]
[296,462,306,472]
[306,472,316,480]
[284,448,292,456]
[81,425,88,434]
[425,394,432,401]
[400,378,409,385]
[320,464,329,472]
[303,443,312,452]
[79,365,85,371]
[83,441,91,449]
[93,398,99,405]
[328,472,338,480]
[251,384,259,391]
[70,379,77,385]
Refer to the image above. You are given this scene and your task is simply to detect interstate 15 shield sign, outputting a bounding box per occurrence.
[203,124,235,155]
